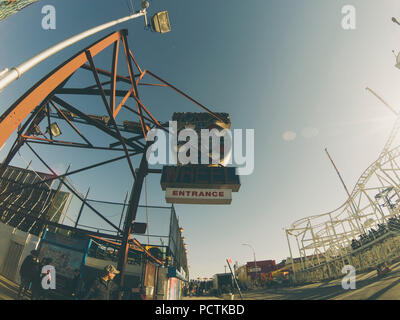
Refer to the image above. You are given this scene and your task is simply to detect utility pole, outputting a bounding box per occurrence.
[242,243,258,286]
[325,148,365,234]
[226,259,243,300]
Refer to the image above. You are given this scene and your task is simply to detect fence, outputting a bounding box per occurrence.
[292,232,400,284]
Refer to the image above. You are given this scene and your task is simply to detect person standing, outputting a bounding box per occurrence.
[131,284,145,300]
[69,269,84,300]
[83,265,120,300]
[32,257,53,300]
[17,250,40,300]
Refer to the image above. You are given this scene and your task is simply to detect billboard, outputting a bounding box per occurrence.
[165,188,232,205]
[167,206,188,275]
[160,165,240,191]
[38,231,91,293]
[39,242,85,279]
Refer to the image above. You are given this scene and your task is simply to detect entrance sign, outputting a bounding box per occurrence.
[160,113,241,205]
[165,188,232,204]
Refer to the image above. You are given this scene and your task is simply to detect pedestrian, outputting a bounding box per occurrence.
[17,250,40,300]
[40,258,54,299]
[32,257,52,300]
[131,284,146,300]
[83,264,120,300]
[69,269,84,300]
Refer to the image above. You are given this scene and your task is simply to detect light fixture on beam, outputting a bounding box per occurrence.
[132,222,147,235]
[47,122,62,137]
[32,124,41,136]
[152,11,171,33]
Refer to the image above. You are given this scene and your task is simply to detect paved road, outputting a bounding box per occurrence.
[183,296,223,300]
[0,275,21,300]
[184,261,400,300]
[235,261,400,300]
[2,261,400,300]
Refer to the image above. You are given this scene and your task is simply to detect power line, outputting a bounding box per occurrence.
[124,0,134,14]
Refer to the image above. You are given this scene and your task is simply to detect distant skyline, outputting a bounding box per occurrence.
[1,0,400,279]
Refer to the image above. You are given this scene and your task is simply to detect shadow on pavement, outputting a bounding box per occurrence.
[367,277,400,300]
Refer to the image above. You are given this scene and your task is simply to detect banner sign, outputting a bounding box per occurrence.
[167,266,187,281]
[42,231,89,252]
[165,188,232,204]
[161,166,240,192]
[39,231,91,282]
[172,112,231,131]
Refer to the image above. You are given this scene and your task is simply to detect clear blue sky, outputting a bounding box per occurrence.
[1,0,400,279]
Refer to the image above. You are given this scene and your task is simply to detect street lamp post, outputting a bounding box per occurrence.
[242,243,258,286]
[0,0,171,92]
[0,10,146,92]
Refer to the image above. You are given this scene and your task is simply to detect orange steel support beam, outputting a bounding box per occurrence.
[121,34,147,139]
[113,88,133,118]
[0,31,123,149]
[110,41,119,117]
[146,70,228,124]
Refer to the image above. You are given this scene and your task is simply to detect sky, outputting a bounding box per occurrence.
[1,0,400,279]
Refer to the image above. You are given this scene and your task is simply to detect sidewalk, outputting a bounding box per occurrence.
[0,274,22,300]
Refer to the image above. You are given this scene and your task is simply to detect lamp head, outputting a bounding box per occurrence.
[152,11,171,33]
[142,1,149,9]
[47,122,62,137]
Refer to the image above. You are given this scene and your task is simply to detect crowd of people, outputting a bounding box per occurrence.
[17,249,145,300]
[351,215,400,250]
[18,249,56,300]
[183,279,214,297]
